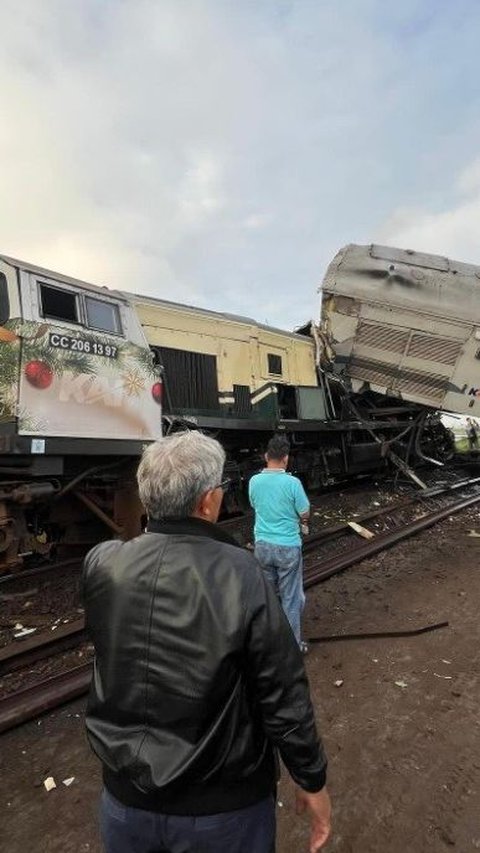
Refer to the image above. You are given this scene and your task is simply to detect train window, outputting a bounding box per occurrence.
[0,273,9,324]
[40,284,78,323]
[85,296,122,335]
[267,353,283,376]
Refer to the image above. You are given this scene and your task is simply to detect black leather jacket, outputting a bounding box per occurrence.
[83,517,327,815]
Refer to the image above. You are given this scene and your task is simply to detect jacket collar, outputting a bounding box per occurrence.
[146,516,242,549]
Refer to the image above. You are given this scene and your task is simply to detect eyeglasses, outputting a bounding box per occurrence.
[214,478,232,492]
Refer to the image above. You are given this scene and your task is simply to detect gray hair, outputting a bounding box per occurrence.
[137,431,226,519]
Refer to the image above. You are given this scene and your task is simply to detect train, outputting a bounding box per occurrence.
[0,244,472,572]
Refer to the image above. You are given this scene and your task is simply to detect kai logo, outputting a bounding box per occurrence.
[468,387,480,398]
[58,372,123,407]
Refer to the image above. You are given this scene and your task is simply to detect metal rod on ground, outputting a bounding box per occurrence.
[307,620,449,644]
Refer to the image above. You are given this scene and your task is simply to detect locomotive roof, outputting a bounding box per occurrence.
[124,291,313,343]
[0,253,129,302]
[322,243,480,325]
[0,253,312,343]
[329,243,480,277]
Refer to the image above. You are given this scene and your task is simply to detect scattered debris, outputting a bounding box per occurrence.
[467,529,480,538]
[62,777,75,787]
[394,680,408,689]
[277,800,284,808]
[347,521,375,540]
[442,659,452,665]
[13,627,37,639]
[43,777,56,792]
[334,679,344,688]
[433,673,453,680]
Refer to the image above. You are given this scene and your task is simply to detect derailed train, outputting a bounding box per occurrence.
[0,243,475,572]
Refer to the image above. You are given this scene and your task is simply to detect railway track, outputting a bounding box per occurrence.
[0,617,86,677]
[2,475,480,735]
[0,557,81,587]
[302,475,480,585]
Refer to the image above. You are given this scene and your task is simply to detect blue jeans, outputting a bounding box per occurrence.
[100,789,276,853]
[254,542,305,644]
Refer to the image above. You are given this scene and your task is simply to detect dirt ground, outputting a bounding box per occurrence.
[2,505,480,853]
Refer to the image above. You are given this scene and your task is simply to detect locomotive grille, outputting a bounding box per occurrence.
[394,368,447,403]
[355,322,462,368]
[406,333,462,365]
[349,355,448,404]
[349,357,398,387]
[356,322,410,354]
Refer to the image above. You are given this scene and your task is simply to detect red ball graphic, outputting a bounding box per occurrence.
[24,360,54,390]
[151,381,163,404]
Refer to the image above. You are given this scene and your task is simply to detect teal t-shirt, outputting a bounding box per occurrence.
[248,469,310,547]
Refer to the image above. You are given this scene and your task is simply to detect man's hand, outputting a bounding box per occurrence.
[295,786,331,851]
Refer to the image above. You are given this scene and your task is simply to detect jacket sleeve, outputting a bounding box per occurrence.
[243,562,327,792]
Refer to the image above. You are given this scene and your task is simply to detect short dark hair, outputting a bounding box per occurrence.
[266,435,290,461]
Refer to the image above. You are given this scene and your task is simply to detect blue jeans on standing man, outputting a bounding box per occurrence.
[254,542,305,645]
[100,788,276,853]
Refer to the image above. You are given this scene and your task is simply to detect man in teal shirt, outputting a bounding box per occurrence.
[249,435,310,652]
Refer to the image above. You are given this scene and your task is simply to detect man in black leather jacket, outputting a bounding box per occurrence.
[83,431,331,853]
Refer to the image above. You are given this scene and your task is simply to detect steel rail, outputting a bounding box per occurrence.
[304,491,480,588]
[3,480,470,676]
[0,663,92,734]
[0,476,477,585]
[303,475,480,553]
[0,617,86,676]
[2,478,480,735]
[0,558,81,587]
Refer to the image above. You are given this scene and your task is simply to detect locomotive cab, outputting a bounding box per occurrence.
[0,255,162,572]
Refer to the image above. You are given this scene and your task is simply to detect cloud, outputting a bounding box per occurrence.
[377,157,480,265]
[242,213,272,231]
[1,1,480,326]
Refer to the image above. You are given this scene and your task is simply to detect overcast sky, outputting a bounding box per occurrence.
[1,0,480,328]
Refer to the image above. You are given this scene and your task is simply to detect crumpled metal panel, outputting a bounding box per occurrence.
[322,243,480,325]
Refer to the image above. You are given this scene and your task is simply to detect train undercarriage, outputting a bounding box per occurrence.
[0,383,455,575]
